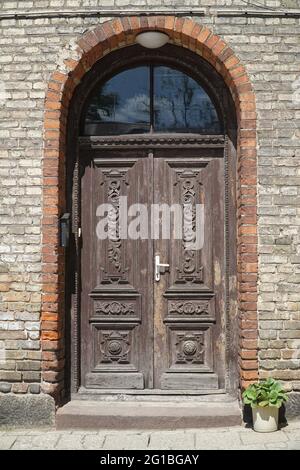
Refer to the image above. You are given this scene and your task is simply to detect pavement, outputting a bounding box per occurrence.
[1,421,300,450]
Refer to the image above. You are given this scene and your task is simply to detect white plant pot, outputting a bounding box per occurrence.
[252,406,279,432]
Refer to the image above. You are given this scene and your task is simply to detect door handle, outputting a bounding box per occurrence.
[155,255,170,282]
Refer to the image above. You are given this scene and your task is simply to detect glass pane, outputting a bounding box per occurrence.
[153,66,221,134]
[84,66,150,135]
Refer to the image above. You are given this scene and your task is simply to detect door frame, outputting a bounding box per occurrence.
[65,45,238,398]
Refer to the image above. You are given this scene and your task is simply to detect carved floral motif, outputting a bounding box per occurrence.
[175,170,203,284]
[95,301,135,316]
[100,168,129,284]
[107,178,122,271]
[169,301,209,316]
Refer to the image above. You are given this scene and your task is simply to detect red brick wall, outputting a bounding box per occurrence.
[42,16,258,401]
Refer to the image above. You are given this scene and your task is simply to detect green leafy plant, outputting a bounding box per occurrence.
[242,378,288,408]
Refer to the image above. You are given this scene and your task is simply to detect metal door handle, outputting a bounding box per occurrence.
[155,255,170,282]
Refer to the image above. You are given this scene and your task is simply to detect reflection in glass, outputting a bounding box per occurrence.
[154,66,221,133]
[84,67,150,135]
[83,65,222,136]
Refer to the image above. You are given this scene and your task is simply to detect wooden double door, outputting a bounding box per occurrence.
[80,145,226,391]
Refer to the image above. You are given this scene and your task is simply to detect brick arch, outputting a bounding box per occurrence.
[42,16,258,400]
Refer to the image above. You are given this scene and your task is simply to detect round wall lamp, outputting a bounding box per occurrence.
[135,31,169,49]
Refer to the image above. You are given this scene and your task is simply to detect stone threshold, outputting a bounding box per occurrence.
[56,397,242,430]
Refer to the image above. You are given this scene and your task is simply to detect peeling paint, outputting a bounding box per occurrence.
[214,260,221,286]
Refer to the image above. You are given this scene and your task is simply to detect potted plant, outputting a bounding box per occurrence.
[242,378,288,432]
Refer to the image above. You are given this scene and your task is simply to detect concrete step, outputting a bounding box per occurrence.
[56,399,242,430]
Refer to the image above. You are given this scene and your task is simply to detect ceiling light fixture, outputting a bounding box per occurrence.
[135,31,169,49]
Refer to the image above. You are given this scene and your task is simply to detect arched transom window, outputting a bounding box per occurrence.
[83,65,222,136]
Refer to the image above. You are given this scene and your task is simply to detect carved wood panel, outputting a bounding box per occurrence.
[167,298,215,321]
[174,169,204,285]
[168,324,213,371]
[91,296,141,323]
[153,149,225,390]
[97,165,131,285]
[92,324,139,371]
[95,301,135,316]
[81,151,153,389]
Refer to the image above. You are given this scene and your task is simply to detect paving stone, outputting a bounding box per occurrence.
[284,430,300,441]
[71,430,98,435]
[148,431,195,450]
[103,433,150,450]
[239,445,266,450]
[55,435,84,450]
[287,441,300,450]
[11,436,36,450]
[234,426,253,433]
[285,421,300,430]
[195,431,242,450]
[30,434,61,449]
[83,434,106,450]
[44,430,71,435]
[282,423,300,436]
[265,442,289,449]
[189,426,231,433]
[0,436,16,450]
[239,430,288,445]
[1,422,300,450]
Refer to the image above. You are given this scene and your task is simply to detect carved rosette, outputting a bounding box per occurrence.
[175,332,204,365]
[100,330,131,364]
[175,170,203,284]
